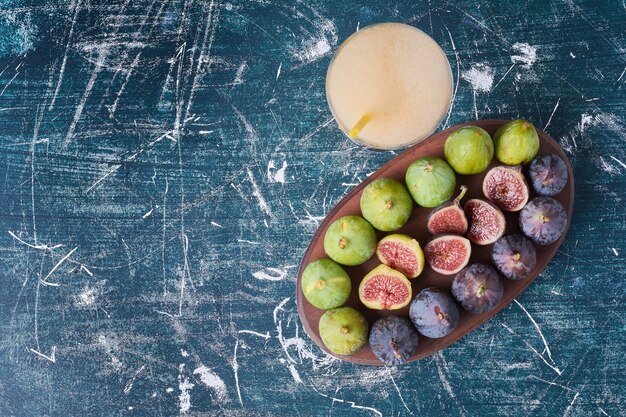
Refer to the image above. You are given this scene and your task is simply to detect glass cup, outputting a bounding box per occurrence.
[326,22,454,150]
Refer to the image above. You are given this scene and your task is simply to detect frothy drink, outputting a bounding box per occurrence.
[326,23,453,150]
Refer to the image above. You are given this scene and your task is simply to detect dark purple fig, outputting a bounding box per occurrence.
[451,264,504,313]
[528,154,568,196]
[369,316,419,366]
[519,197,568,245]
[424,235,471,275]
[491,234,537,280]
[409,287,460,338]
[482,165,529,212]
[464,199,506,245]
[427,186,469,235]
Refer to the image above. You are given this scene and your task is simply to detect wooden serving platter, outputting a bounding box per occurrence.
[296,119,575,366]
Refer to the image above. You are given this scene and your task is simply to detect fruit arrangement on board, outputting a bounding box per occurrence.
[298,119,572,366]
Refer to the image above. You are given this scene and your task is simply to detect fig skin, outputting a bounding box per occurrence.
[424,235,471,275]
[426,185,469,235]
[409,287,460,338]
[323,215,377,266]
[482,165,530,212]
[376,234,425,279]
[493,119,540,165]
[444,126,494,175]
[405,157,456,208]
[519,197,568,245]
[528,154,568,196]
[491,234,537,280]
[358,264,412,310]
[464,199,506,245]
[360,178,414,231]
[451,264,504,313]
[369,316,419,366]
[301,258,352,310]
[319,307,369,355]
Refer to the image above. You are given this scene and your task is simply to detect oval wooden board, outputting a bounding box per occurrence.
[296,119,575,366]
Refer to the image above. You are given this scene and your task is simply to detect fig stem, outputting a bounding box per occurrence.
[338,238,347,249]
[424,162,433,173]
[315,280,325,290]
[454,185,468,205]
[390,340,403,359]
[542,216,551,223]
[340,326,349,334]
[513,252,521,261]
[385,200,394,209]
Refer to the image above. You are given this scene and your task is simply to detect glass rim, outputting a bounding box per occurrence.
[325,22,455,151]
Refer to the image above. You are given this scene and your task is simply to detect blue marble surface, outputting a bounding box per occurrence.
[0,1,624,416]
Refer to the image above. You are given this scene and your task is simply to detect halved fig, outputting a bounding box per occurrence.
[376,234,425,279]
[424,235,471,275]
[426,186,469,235]
[491,234,537,280]
[464,199,506,245]
[358,265,412,310]
[482,165,529,212]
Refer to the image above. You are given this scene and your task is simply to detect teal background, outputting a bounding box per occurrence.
[0,1,624,416]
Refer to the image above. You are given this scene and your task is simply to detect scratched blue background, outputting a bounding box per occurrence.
[0,1,624,416]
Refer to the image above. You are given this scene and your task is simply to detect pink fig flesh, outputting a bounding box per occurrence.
[482,166,529,212]
[464,199,506,245]
[424,235,471,275]
[427,186,469,235]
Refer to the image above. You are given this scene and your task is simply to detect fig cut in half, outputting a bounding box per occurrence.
[426,186,469,236]
[358,264,412,310]
[464,199,506,246]
[376,234,425,279]
[482,165,529,212]
[424,235,471,275]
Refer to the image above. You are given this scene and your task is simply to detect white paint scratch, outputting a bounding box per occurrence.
[85,165,121,193]
[609,155,626,170]
[434,353,466,417]
[210,221,223,228]
[310,385,382,417]
[500,322,562,375]
[610,247,619,256]
[514,299,558,366]
[123,365,146,395]
[562,392,580,417]
[8,230,63,251]
[287,363,302,384]
[246,167,274,219]
[387,368,413,415]
[544,98,561,131]
[267,160,288,184]
[178,363,194,414]
[529,375,574,391]
[62,50,107,148]
[238,329,271,340]
[193,365,229,403]
[299,117,334,142]
[252,266,294,282]
[276,62,282,80]
[233,61,247,85]
[29,346,56,363]
[142,208,154,219]
[40,246,78,286]
[232,340,243,406]
[511,43,538,68]
[461,63,495,93]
